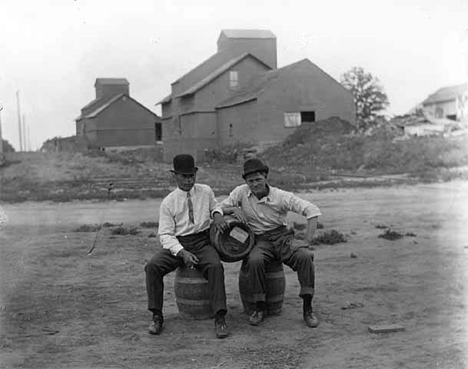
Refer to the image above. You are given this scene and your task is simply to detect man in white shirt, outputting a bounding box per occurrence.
[221,158,321,328]
[145,154,230,338]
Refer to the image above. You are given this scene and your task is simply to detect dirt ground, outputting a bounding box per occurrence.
[1,181,467,369]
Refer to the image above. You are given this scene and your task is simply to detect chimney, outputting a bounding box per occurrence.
[217,29,277,69]
[95,78,130,99]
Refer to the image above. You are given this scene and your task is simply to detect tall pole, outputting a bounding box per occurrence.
[22,115,27,151]
[0,104,4,155]
[27,125,31,152]
[16,90,23,151]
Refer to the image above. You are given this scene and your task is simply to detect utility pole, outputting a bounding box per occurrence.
[16,90,23,151]
[22,115,27,151]
[27,125,31,152]
[0,104,4,155]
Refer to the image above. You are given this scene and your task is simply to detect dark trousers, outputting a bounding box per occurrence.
[145,230,227,315]
[245,226,315,302]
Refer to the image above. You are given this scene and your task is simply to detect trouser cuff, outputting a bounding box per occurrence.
[299,287,315,297]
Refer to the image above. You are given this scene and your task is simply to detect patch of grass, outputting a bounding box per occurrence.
[378,229,404,240]
[312,230,347,245]
[293,221,323,232]
[111,226,139,236]
[102,222,121,228]
[405,232,417,237]
[73,224,100,232]
[140,221,159,228]
[375,224,388,229]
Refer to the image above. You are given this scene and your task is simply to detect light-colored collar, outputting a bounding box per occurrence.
[247,184,271,202]
[175,185,197,196]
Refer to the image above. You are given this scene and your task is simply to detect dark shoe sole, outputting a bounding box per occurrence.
[148,321,163,335]
[303,317,319,328]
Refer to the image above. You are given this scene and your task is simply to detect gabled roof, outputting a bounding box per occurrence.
[156,94,172,105]
[155,50,234,106]
[76,94,159,121]
[422,83,467,105]
[216,59,308,109]
[81,96,104,111]
[219,29,276,39]
[176,53,270,98]
[173,49,233,85]
[95,78,129,86]
[84,94,125,119]
[76,95,116,120]
[155,29,277,106]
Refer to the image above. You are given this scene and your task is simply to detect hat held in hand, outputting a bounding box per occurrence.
[171,154,198,175]
[242,158,269,179]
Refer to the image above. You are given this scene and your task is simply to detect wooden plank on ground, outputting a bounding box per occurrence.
[368,324,405,333]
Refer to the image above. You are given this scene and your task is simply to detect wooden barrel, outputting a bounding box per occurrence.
[174,266,213,320]
[210,215,255,262]
[238,259,285,316]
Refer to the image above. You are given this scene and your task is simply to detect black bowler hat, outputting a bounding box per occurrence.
[171,154,198,175]
[242,158,269,179]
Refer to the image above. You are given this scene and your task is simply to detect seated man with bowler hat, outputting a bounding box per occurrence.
[145,154,230,338]
[221,158,321,328]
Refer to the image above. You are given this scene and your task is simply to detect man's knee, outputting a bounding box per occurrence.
[295,249,315,265]
[145,256,166,276]
[207,260,224,273]
[247,252,266,268]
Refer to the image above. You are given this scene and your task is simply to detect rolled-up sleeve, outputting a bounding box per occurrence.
[283,190,321,219]
[220,186,242,209]
[158,201,184,256]
[208,188,224,218]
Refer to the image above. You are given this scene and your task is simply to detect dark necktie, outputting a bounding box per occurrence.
[187,192,194,223]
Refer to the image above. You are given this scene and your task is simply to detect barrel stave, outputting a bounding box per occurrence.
[174,266,213,320]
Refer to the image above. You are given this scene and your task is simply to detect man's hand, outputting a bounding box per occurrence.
[230,207,248,223]
[213,213,229,233]
[178,249,199,268]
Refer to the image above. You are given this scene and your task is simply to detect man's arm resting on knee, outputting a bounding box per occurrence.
[304,216,318,245]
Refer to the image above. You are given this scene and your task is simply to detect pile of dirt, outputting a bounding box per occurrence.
[260,116,357,170]
[281,116,354,149]
[260,115,468,179]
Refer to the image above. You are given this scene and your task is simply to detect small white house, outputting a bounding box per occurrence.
[421,83,467,122]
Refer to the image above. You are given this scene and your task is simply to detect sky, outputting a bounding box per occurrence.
[0,0,467,151]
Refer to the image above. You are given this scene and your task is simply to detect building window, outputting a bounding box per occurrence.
[155,122,162,141]
[229,70,239,90]
[284,112,301,127]
[301,111,315,123]
[284,111,316,127]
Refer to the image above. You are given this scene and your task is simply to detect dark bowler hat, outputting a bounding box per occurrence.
[171,154,198,175]
[242,158,269,179]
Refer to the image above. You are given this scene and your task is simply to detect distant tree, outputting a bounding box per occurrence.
[340,67,390,130]
[2,139,15,152]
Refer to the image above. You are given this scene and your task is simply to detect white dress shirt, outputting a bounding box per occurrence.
[158,184,223,255]
[221,184,321,235]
